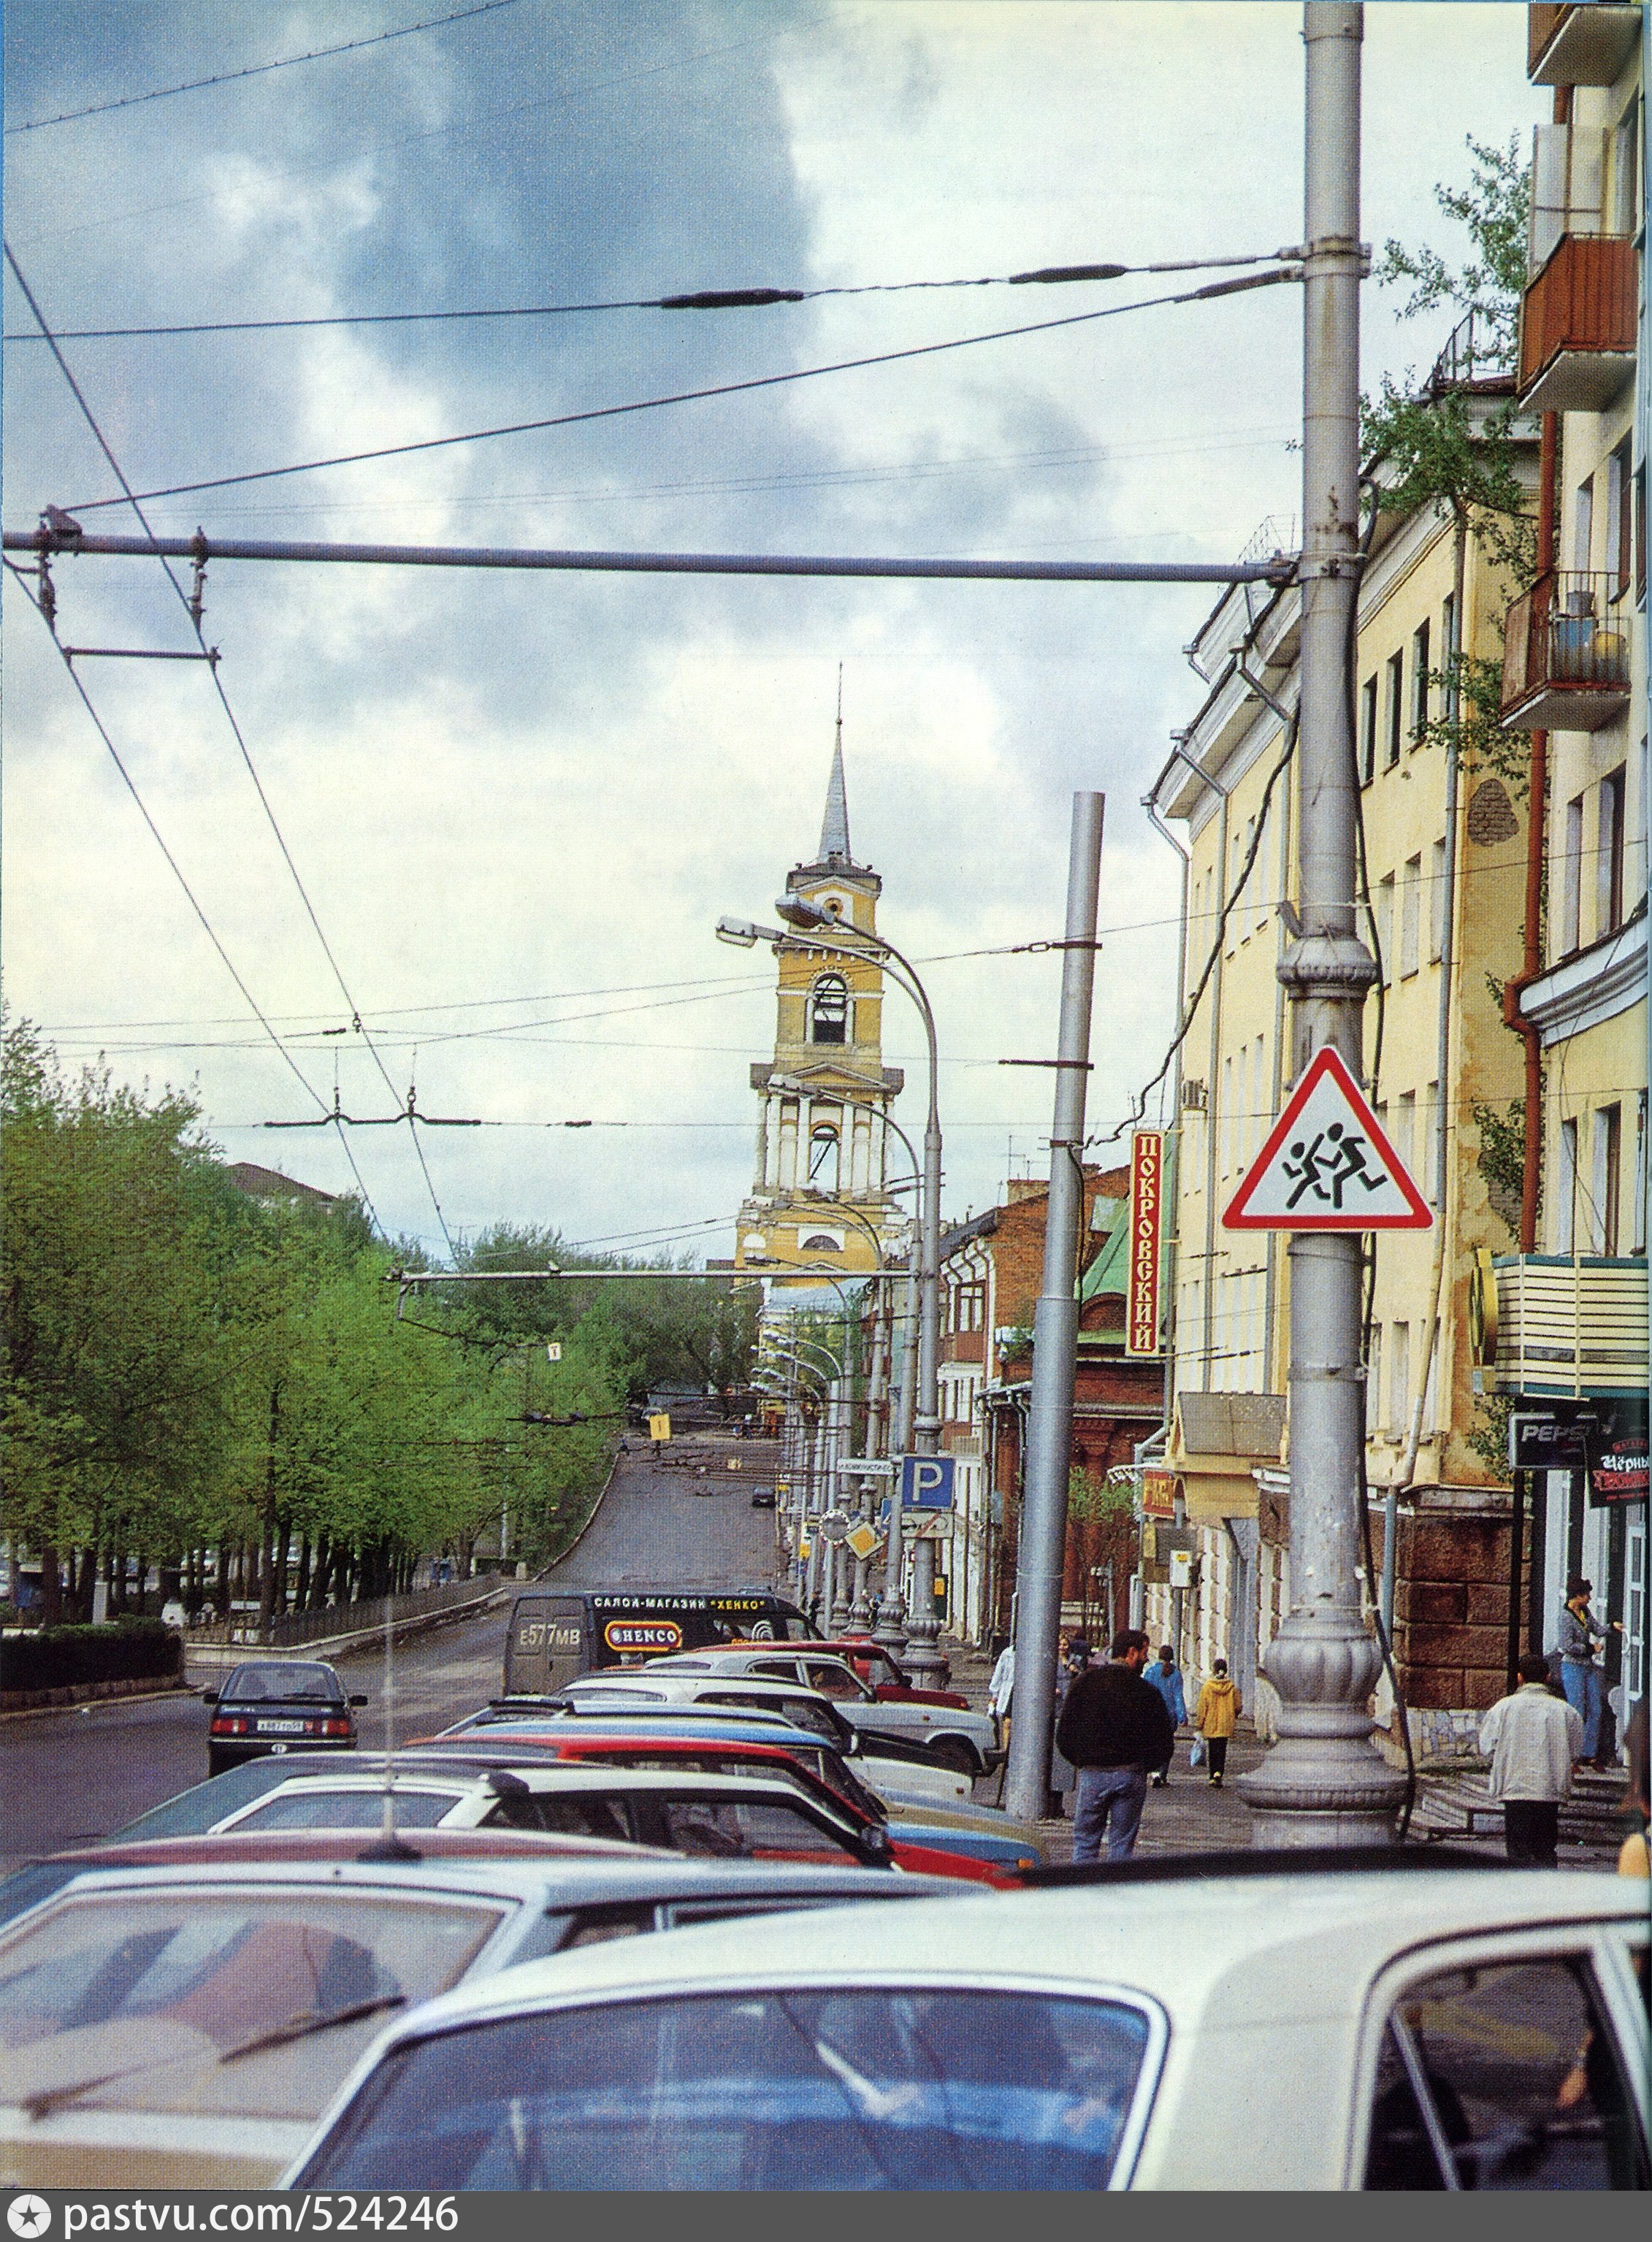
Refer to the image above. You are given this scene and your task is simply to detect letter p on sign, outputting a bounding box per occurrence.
[898,1455,955,1511]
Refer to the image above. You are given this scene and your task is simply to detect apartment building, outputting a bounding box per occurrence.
[1146,357,1541,1721]
[1492,3,1648,1722]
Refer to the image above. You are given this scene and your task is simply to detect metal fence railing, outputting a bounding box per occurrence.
[188,1572,505,1649]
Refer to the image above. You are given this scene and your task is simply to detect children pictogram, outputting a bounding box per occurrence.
[1224,1047,1432,1231]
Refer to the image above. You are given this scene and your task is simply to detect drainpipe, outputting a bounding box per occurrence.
[1398,510,1468,1498]
[1238,657,1300,1401]
[1508,410,1560,1254]
[1145,792,1191,1456]
[1150,733,1231,1393]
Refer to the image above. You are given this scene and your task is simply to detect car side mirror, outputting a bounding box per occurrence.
[349,1694,369,1707]
[201,1688,219,1705]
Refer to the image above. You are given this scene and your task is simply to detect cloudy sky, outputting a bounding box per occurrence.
[2,1,1541,1264]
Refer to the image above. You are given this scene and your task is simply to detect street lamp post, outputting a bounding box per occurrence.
[722,902,947,1681]
[760,1073,925,1653]
[762,1331,846,1623]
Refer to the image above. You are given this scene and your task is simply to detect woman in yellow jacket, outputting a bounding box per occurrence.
[1193,1659,1241,1788]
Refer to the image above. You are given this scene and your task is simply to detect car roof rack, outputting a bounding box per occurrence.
[1017,1844,1511,1888]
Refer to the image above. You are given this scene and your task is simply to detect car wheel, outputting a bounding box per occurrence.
[930,1737,979,1778]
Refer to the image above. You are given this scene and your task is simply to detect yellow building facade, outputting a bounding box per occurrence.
[1491,3,1647,1714]
[1148,382,1540,1712]
[732,738,907,1277]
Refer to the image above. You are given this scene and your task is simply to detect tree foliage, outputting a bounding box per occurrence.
[0,1019,654,1619]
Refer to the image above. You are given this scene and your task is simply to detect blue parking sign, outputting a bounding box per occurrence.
[898,1453,955,1512]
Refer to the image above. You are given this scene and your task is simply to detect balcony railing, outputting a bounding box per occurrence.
[1502,570,1633,731]
[1489,1253,1648,1399]
[1519,230,1637,411]
[1422,308,1515,400]
[1529,5,1643,86]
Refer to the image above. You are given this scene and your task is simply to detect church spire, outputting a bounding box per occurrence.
[818,665,852,863]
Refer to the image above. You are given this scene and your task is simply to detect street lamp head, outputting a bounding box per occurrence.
[773,893,837,933]
[714,915,760,949]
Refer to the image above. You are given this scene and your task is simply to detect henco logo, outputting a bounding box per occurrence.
[8,2198,52,2239]
[603,1619,682,1653]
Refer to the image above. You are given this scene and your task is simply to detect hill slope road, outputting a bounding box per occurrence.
[1,1447,782,1868]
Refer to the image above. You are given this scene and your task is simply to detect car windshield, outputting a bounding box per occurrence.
[112,1760,323,1840]
[229,1788,463,1832]
[223,1665,342,1703]
[0,1891,505,2122]
[300,1986,1151,2189]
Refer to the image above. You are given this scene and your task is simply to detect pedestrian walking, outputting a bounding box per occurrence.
[1144,1644,1187,1787]
[1048,1637,1089,1818]
[1192,1659,1241,1787]
[1055,1628,1174,1864]
[1478,1653,1585,1867]
[987,1632,1014,1751]
[1557,1576,1624,1768]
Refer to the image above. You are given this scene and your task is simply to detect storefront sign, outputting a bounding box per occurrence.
[1142,1467,1177,1518]
[1125,1130,1164,1357]
[1509,1398,1648,1504]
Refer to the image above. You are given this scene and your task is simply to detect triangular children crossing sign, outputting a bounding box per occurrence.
[1223,1046,1432,1231]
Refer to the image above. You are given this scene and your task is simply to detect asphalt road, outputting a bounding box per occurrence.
[1,1445,784,1870]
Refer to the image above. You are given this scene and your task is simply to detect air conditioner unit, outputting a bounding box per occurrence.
[1181,1078,1208,1112]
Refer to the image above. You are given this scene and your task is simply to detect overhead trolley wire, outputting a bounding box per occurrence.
[62,266,1300,515]
[5,0,529,134]
[4,250,1296,341]
[4,242,429,1255]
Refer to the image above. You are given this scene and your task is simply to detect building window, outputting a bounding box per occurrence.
[1561,794,1584,954]
[1634,1094,1646,1257]
[800,1232,841,1252]
[1384,651,1404,768]
[1397,1091,1416,1182]
[1440,589,1456,667]
[1556,1117,1578,1255]
[1574,475,1594,574]
[1428,837,1447,963]
[1607,439,1633,600]
[1374,872,1394,982]
[1389,1322,1410,1440]
[1597,767,1626,938]
[809,975,849,1044]
[1593,1104,1622,1257]
[1360,676,1378,786]
[1399,855,1421,977]
[1410,619,1431,742]
[808,1124,841,1190]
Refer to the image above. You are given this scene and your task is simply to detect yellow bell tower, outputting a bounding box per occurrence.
[733,717,906,1275]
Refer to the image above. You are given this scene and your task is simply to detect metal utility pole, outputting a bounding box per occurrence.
[1236,1,1404,1845]
[1003,791,1105,1826]
[874,1247,921,1653]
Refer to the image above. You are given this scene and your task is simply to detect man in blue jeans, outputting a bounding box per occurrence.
[1557,1575,1624,1767]
[1055,1628,1175,1863]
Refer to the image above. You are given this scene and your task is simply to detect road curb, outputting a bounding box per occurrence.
[0,1678,198,1724]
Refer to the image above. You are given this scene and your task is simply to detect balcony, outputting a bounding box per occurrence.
[1500,571,1632,731]
[1528,5,1642,85]
[1518,232,1637,411]
[1488,1255,1648,1399]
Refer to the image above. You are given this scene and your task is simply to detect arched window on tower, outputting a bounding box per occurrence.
[810,974,849,1044]
[808,1124,841,1193]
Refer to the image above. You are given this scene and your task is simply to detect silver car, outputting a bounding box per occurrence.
[285,1858,1650,2190]
[646,1648,1001,1776]
[0,1845,952,2189]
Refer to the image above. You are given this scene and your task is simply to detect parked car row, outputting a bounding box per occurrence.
[1,1648,1645,2192]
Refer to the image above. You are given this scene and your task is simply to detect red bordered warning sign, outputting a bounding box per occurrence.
[1223,1046,1432,1231]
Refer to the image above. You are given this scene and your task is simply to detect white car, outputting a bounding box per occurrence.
[646,1648,1001,1776]
[286,1858,1649,2190]
[551,1674,974,1805]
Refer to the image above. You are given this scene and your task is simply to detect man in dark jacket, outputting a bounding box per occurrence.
[1055,1626,1176,1863]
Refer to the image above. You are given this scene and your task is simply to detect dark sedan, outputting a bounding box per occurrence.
[204,1658,367,1772]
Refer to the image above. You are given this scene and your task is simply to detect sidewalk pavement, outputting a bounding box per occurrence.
[944,1637,1632,1869]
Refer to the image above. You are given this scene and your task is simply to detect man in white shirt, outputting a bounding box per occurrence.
[1479,1653,1586,1866]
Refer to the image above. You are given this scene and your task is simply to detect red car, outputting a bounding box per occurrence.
[735,1637,967,1709]
[412,1729,1025,1886]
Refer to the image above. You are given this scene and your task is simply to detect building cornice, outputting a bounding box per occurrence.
[1523,905,1648,1047]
